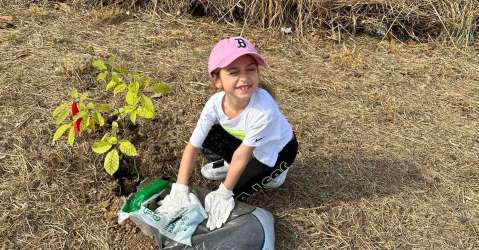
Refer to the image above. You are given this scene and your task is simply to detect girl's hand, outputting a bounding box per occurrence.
[204,183,235,230]
[155,183,191,224]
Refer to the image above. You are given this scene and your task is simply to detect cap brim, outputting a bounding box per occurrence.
[216,51,268,72]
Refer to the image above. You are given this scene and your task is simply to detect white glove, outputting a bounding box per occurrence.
[155,183,191,224]
[205,183,235,231]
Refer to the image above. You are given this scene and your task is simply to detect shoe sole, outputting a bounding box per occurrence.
[201,167,227,180]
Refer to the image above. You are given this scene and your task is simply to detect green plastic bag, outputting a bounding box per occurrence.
[117,179,207,246]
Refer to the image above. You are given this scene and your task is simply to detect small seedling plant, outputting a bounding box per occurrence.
[52,59,170,176]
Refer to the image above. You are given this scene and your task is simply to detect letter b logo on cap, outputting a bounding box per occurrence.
[235,38,247,48]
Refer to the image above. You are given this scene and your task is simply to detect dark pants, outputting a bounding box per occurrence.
[202,125,299,202]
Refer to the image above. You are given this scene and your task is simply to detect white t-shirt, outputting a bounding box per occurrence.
[190,88,293,167]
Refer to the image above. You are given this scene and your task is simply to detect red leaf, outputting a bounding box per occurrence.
[71,102,79,115]
[71,102,81,135]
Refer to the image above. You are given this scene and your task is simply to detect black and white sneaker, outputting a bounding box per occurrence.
[263,169,289,189]
[200,159,229,180]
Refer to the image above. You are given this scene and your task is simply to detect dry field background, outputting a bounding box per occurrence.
[1,1,478,249]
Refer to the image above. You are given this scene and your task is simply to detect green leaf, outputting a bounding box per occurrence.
[67,126,75,145]
[88,116,96,131]
[129,81,139,93]
[141,95,154,112]
[78,102,86,112]
[101,133,110,142]
[106,79,117,90]
[119,140,138,156]
[72,111,88,122]
[95,103,111,112]
[53,102,69,117]
[137,106,154,119]
[132,73,144,84]
[126,89,138,106]
[138,76,151,89]
[69,89,79,99]
[113,83,127,95]
[80,116,90,132]
[112,121,119,130]
[87,102,95,109]
[97,71,108,81]
[53,124,71,142]
[126,81,140,106]
[111,71,121,83]
[136,95,155,119]
[80,92,89,102]
[93,112,105,126]
[92,59,107,71]
[129,110,137,124]
[52,103,70,125]
[115,66,128,74]
[140,77,151,89]
[92,140,112,154]
[104,149,119,175]
[150,83,171,94]
[123,105,135,113]
[106,72,122,91]
[107,136,117,145]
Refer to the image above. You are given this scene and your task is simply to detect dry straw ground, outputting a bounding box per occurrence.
[1,1,479,249]
[84,0,479,44]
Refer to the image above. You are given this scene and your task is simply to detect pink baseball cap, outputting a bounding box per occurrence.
[208,36,267,77]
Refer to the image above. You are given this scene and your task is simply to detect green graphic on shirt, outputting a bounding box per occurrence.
[221,125,245,140]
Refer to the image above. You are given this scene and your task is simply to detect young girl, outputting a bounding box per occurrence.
[156,36,298,231]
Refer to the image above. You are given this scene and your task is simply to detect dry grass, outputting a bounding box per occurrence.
[5,0,478,44]
[1,2,479,249]
[46,0,479,45]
